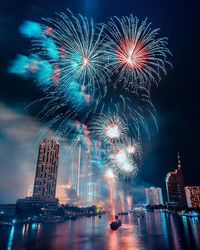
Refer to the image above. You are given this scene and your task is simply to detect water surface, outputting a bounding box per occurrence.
[1,212,200,250]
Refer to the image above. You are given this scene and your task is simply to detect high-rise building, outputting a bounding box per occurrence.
[33,139,59,199]
[145,187,163,205]
[165,153,187,206]
[185,186,200,208]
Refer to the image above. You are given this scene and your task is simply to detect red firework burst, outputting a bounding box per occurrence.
[116,38,148,70]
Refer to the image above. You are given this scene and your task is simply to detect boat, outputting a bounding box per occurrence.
[110,220,121,230]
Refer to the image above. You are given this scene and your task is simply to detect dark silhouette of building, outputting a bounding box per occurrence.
[165,153,187,207]
[0,204,16,216]
[17,197,58,209]
[33,139,60,199]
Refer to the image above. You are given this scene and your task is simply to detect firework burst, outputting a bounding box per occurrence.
[115,138,142,160]
[36,10,108,96]
[104,15,172,89]
[24,11,111,136]
[108,138,141,179]
[118,160,139,179]
[90,113,128,144]
[97,86,157,141]
[110,148,139,179]
[125,138,142,160]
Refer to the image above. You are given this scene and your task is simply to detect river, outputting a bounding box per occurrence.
[0,211,200,250]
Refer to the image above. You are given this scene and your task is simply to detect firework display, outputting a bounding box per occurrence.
[104,15,172,88]
[8,10,171,188]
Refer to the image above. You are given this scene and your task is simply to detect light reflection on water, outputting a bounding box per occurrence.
[170,213,182,250]
[161,213,169,249]
[0,212,200,250]
[182,215,191,249]
[7,226,14,250]
[189,217,200,248]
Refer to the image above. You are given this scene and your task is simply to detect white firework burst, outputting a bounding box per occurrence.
[90,113,128,144]
[37,10,108,95]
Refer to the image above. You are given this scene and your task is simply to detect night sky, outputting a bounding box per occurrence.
[0,0,200,203]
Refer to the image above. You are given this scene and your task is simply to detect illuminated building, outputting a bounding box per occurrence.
[67,130,91,205]
[56,185,69,205]
[165,153,187,206]
[145,187,163,205]
[56,184,78,205]
[33,139,60,199]
[70,130,104,206]
[185,186,200,208]
[66,124,107,206]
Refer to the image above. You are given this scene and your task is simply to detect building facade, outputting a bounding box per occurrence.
[165,153,187,206]
[145,187,163,205]
[185,186,200,208]
[33,139,59,199]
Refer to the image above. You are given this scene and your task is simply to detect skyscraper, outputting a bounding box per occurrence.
[165,153,187,206]
[185,186,200,208]
[33,139,59,200]
[145,187,163,205]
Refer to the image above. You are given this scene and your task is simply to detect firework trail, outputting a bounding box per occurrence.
[104,14,172,89]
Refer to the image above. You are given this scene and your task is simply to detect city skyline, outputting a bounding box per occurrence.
[3,136,198,207]
[0,0,200,206]
[0,131,199,204]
